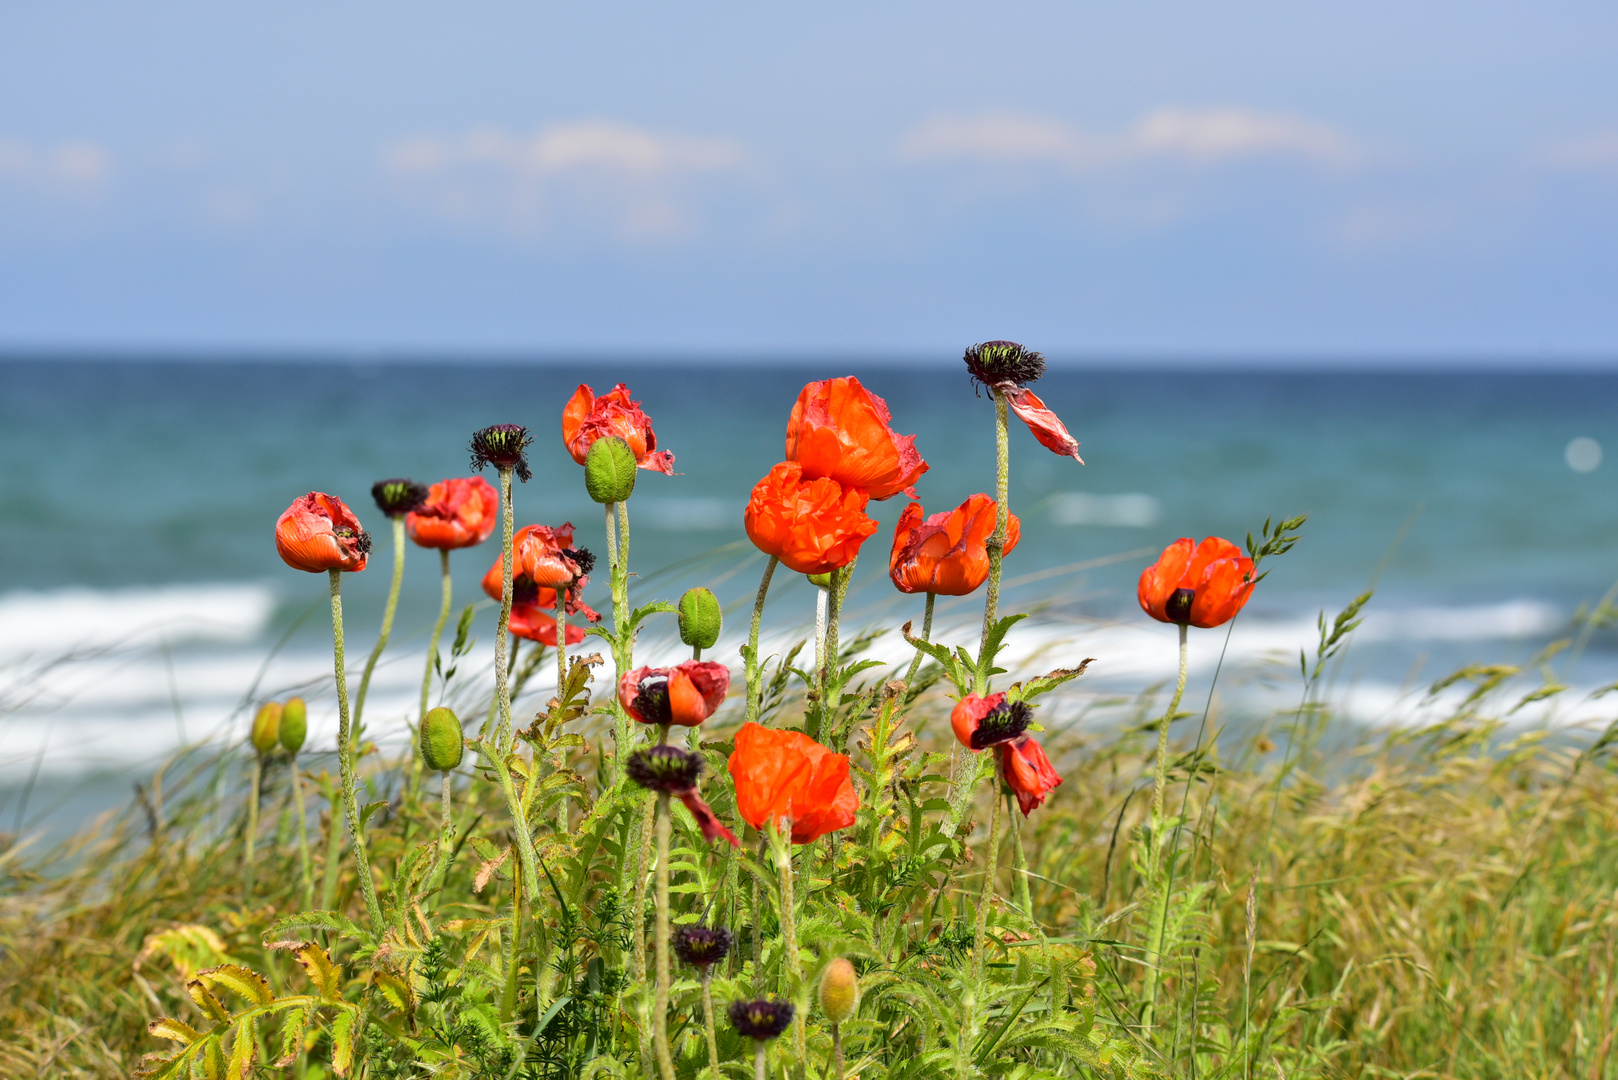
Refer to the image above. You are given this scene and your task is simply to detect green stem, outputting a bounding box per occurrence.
[421,549,453,720]
[501,858,523,1021]
[244,755,262,898]
[354,517,406,731]
[701,972,719,1070]
[653,793,675,1080]
[754,1040,767,1080]
[478,741,540,901]
[633,791,655,985]
[427,770,454,904]
[1009,791,1033,918]
[903,592,935,687]
[743,557,779,726]
[290,753,314,909]
[774,825,807,1069]
[494,466,515,750]
[972,771,1004,976]
[320,779,343,911]
[556,603,568,691]
[832,1023,845,1080]
[813,584,829,673]
[1141,621,1190,1030]
[329,569,382,930]
[979,391,1011,666]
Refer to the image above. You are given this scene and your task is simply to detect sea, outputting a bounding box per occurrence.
[4,358,1618,834]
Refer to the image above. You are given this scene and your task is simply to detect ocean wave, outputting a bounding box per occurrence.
[0,583,276,657]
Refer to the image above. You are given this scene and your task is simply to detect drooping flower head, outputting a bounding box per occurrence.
[729,998,795,1041]
[469,423,533,482]
[744,461,878,576]
[890,494,1021,596]
[949,693,1032,750]
[1000,735,1062,816]
[406,476,500,550]
[507,598,587,646]
[1003,386,1084,462]
[482,525,601,624]
[672,924,733,971]
[1138,537,1255,629]
[275,492,371,573]
[785,377,928,500]
[625,745,740,847]
[618,662,730,727]
[512,523,600,623]
[727,722,858,844]
[964,340,1046,391]
[562,382,675,474]
[371,478,428,519]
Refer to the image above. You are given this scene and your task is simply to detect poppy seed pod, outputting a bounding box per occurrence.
[469,424,533,482]
[677,587,722,649]
[729,998,795,1041]
[672,923,733,971]
[419,706,465,773]
[807,572,833,588]
[584,435,639,504]
[371,478,428,518]
[819,957,859,1023]
[964,340,1046,390]
[250,701,282,756]
[279,697,308,754]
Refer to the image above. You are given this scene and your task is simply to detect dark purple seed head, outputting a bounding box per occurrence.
[672,923,733,970]
[626,744,703,793]
[729,997,794,1040]
[970,699,1033,750]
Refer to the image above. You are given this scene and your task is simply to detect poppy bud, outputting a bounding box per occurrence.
[819,957,859,1022]
[371,478,428,518]
[420,706,465,772]
[584,435,638,504]
[964,340,1045,390]
[469,423,533,482]
[729,998,794,1041]
[806,573,832,588]
[677,587,722,649]
[250,702,282,756]
[279,697,308,754]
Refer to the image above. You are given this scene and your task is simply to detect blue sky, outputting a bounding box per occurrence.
[2,2,1616,358]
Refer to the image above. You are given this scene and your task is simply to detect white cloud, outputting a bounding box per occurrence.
[1541,130,1618,173]
[899,106,1358,170]
[0,138,111,189]
[385,121,747,241]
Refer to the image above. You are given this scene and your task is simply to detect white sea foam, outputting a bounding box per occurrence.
[0,583,276,657]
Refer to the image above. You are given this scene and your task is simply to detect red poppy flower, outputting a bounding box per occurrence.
[744,461,879,576]
[481,525,601,623]
[727,722,858,844]
[889,494,1022,596]
[562,383,675,474]
[275,492,371,573]
[784,377,928,500]
[1000,736,1061,816]
[1138,537,1255,628]
[508,601,587,646]
[406,476,500,550]
[618,661,730,727]
[1002,386,1084,463]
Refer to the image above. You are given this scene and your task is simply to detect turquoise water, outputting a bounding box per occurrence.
[3,358,1617,821]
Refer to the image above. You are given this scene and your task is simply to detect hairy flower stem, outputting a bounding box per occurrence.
[972,777,1004,977]
[903,592,936,687]
[774,824,808,1069]
[633,793,655,984]
[814,584,829,673]
[329,569,382,929]
[500,859,523,1021]
[289,752,314,909]
[978,390,1011,669]
[754,1040,767,1080]
[742,557,780,726]
[1009,792,1034,916]
[354,517,406,732]
[653,792,675,1080]
[605,499,637,784]
[494,466,516,750]
[420,549,453,720]
[479,742,540,901]
[832,1023,845,1080]
[244,756,262,898]
[431,771,454,897]
[701,972,719,1070]
[1141,621,1190,1030]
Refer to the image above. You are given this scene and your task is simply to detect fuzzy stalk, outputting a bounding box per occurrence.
[1009,791,1034,916]
[420,549,453,720]
[1141,621,1190,1030]
[500,858,524,1021]
[428,771,454,899]
[813,584,829,672]
[632,791,656,984]
[903,592,936,687]
[754,1040,767,1080]
[744,557,779,725]
[832,1023,845,1080]
[701,972,719,1070]
[494,466,516,750]
[329,569,382,929]
[479,742,540,901]
[354,516,406,732]
[971,773,1004,975]
[289,753,314,909]
[604,503,629,782]
[653,792,675,1080]
[556,603,569,690]
[774,824,808,1068]
[979,390,1011,663]
[244,755,262,897]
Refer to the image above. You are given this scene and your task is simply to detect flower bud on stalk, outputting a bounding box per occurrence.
[278,697,307,754]
[730,998,794,1080]
[420,706,465,773]
[279,695,314,908]
[244,700,281,900]
[584,435,638,504]
[677,587,722,653]
[820,956,860,1080]
[250,701,282,756]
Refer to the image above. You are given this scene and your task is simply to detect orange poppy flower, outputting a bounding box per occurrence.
[784,377,928,500]
[481,526,601,623]
[889,494,1022,596]
[275,492,371,573]
[950,692,1060,815]
[744,461,879,576]
[508,601,586,646]
[1000,735,1061,816]
[406,476,500,550]
[1138,537,1255,628]
[1003,386,1084,463]
[562,382,675,474]
[618,661,730,727]
[727,722,858,844]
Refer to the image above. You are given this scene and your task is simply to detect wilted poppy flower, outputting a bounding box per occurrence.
[469,424,533,482]
[516,523,594,589]
[727,722,858,844]
[276,492,371,573]
[1003,386,1084,463]
[744,461,878,576]
[785,377,928,500]
[481,527,601,623]
[562,382,675,474]
[949,692,1032,750]
[618,662,730,727]
[508,600,586,646]
[890,494,1022,596]
[1138,537,1255,628]
[1000,735,1062,816]
[625,745,740,847]
[406,476,500,550]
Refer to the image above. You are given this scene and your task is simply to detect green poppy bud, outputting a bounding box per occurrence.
[250,701,282,756]
[420,706,465,772]
[678,587,722,649]
[807,572,832,588]
[279,697,308,754]
[819,957,859,1023]
[584,436,638,504]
